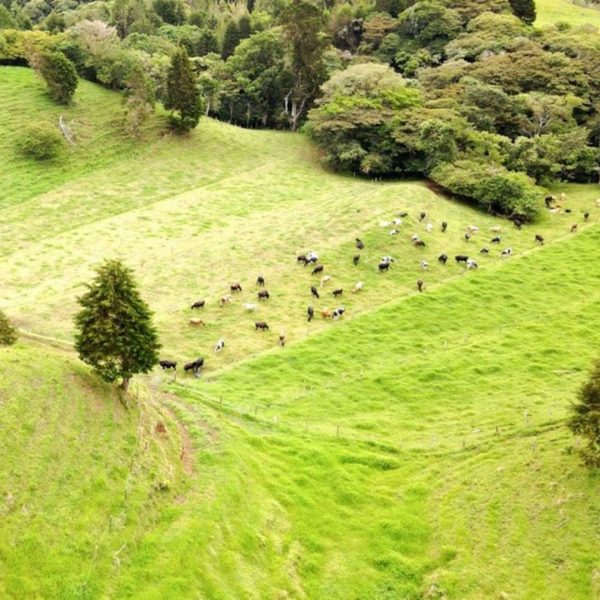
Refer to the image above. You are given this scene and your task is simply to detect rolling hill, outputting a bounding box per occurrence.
[0,66,599,599]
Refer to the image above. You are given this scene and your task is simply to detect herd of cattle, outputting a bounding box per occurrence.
[159,198,592,377]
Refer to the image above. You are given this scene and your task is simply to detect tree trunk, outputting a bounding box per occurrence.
[120,377,130,392]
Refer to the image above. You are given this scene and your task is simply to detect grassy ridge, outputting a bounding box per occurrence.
[536,0,600,27]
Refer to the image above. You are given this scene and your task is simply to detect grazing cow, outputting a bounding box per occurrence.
[544,195,555,208]
[441,221,448,233]
[355,238,364,250]
[307,306,314,322]
[480,247,489,255]
[413,240,426,248]
[297,254,308,265]
[584,212,590,221]
[220,294,233,306]
[256,275,265,287]
[189,318,206,327]
[258,290,270,300]
[380,220,391,228]
[489,225,502,233]
[306,251,319,265]
[378,261,391,272]
[214,339,225,353]
[455,255,469,264]
[230,283,242,293]
[191,300,205,309]
[535,234,544,245]
[411,233,420,242]
[398,211,408,218]
[490,236,501,244]
[279,331,286,347]
[320,275,332,287]
[389,229,399,236]
[464,232,471,242]
[332,307,345,319]
[565,208,572,214]
[426,222,433,232]
[501,247,512,257]
[513,218,523,230]
[419,211,426,222]
[466,225,480,233]
[255,321,269,331]
[184,358,204,376]
[352,281,363,293]
[332,288,343,297]
[417,279,424,292]
[159,360,177,371]
[312,265,324,275]
[438,253,448,264]
[467,258,478,269]
[420,260,429,271]
[571,224,578,233]
[311,285,320,299]
[353,254,360,266]
[381,255,396,264]
[393,217,403,226]
[321,308,332,319]
[243,302,257,312]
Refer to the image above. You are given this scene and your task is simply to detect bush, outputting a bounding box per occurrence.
[39,50,78,104]
[15,123,64,160]
[0,310,17,347]
[430,159,542,220]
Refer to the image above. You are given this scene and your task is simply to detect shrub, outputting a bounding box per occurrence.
[0,310,17,347]
[38,50,78,104]
[15,123,64,160]
[569,360,600,468]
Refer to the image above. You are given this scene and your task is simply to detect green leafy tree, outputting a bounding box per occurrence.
[509,0,536,25]
[569,360,600,468]
[74,260,160,392]
[0,6,16,29]
[153,0,185,24]
[38,50,78,104]
[221,19,241,59]
[164,46,202,131]
[280,0,329,130]
[0,310,17,347]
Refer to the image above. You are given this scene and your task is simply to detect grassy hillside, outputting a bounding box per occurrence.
[0,341,186,599]
[536,0,600,27]
[0,66,599,599]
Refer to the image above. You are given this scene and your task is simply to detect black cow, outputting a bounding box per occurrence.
[419,211,426,222]
[312,265,324,275]
[438,253,448,264]
[535,234,544,245]
[191,300,205,309]
[255,321,269,331]
[413,240,426,248]
[258,290,270,300]
[184,358,204,375]
[565,208,572,214]
[355,238,365,250]
[480,247,489,255]
[398,211,408,218]
[513,218,523,230]
[490,236,501,244]
[297,254,308,265]
[455,255,469,264]
[417,279,424,292]
[311,285,320,299]
[256,275,265,287]
[441,221,448,233]
[353,254,360,266]
[584,212,590,221]
[544,195,555,208]
[230,282,242,293]
[159,360,177,371]
[378,261,391,272]
[464,232,471,242]
[332,288,343,298]
[307,306,314,322]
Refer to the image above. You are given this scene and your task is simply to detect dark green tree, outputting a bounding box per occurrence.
[74,260,160,392]
[221,19,241,59]
[153,0,185,25]
[38,51,78,105]
[164,47,202,131]
[569,360,600,468]
[0,310,17,347]
[509,0,536,25]
[280,0,329,130]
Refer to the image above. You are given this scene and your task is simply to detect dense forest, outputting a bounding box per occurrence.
[1,0,600,218]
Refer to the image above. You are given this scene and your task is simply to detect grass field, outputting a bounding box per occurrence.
[536,0,600,27]
[0,66,599,599]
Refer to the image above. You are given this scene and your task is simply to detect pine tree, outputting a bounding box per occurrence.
[509,0,536,25]
[568,359,600,468]
[164,47,202,131]
[0,310,17,346]
[74,260,160,392]
[38,51,78,105]
[221,19,241,59]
